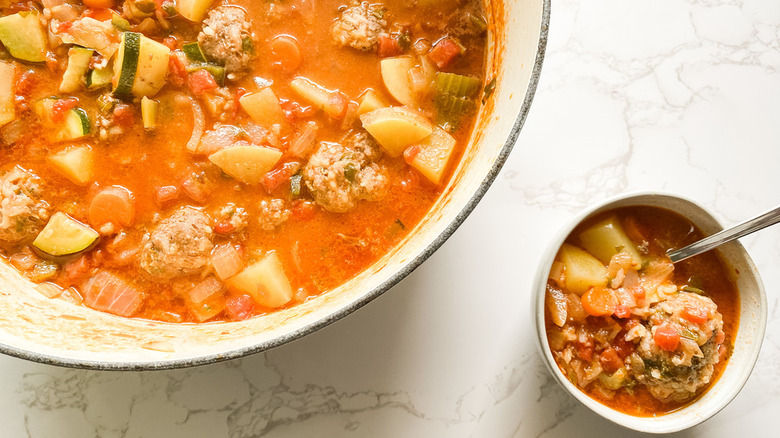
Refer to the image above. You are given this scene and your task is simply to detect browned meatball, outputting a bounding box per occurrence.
[198,6,254,80]
[303,132,388,213]
[139,207,214,280]
[0,166,50,245]
[331,1,388,51]
[628,292,725,402]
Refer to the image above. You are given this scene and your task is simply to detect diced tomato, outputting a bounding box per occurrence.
[112,104,136,127]
[682,304,708,324]
[60,255,94,287]
[51,98,79,123]
[169,53,188,87]
[262,161,300,193]
[613,332,636,358]
[613,304,631,319]
[213,221,235,235]
[226,294,255,321]
[15,70,37,97]
[575,340,594,362]
[181,174,212,203]
[403,145,421,164]
[323,91,349,120]
[428,37,461,69]
[715,329,725,344]
[163,36,178,51]
[654,323,681,352]
[377,35,402,57]
[236,87,250,100]
[279,99,316,121]
[154,185,179,208]
[581,286,618,317]
[599,347,623,374]
[269,35,302,73]
[57,20,74,34]
[291,200,316,221]
[718,344,728,361]
[629,285,646,299]
[187,69,218,96]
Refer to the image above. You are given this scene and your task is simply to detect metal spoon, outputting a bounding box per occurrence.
[667,204,780,263]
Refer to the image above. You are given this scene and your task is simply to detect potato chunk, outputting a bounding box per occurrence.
[559,243,608,295]
[48,145,95,186]
[226,251,292,308]
[578,216,642,267]
[208,144,282,185]
[407,127,456,184]
[360,107,433,157]
[380,56,415,106]
[239,88,287,127]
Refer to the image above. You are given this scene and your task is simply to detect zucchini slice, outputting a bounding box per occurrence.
[56,108,91,142]
[0,11,48,62]
[60,47,94,93]
[182,41,207,63]
[87,64,114,90]
[33,212,99,257]
[113,32,171,97]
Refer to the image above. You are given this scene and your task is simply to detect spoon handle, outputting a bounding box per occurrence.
[668,204,780,263]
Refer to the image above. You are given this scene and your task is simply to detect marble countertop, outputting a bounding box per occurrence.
[4,0,780,436]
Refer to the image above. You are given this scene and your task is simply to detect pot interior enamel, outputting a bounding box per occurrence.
[0,0,549,369]
[533,193,767,433]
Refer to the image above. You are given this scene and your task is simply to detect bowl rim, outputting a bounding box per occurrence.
[532,190,769,433]
[0,0,552,371]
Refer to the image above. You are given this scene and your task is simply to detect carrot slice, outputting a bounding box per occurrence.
[269,35,302,73]
[89,186,135,230]
[581,286,617,317]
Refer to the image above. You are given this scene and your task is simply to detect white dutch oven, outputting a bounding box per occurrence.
[0,0,551,369]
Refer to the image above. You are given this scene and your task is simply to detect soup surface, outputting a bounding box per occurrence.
[0,0,489,322]
[544,206,739,416]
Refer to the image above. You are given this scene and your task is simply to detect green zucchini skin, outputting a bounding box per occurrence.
[114,32,141,96]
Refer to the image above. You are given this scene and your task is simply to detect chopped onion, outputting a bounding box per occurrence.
[185,95,206,154]
[82,271,143,317]
[187,276,225,304]
[210,244,244,281]
[408,66,430,95]
[340,102,359,130]
[36,282,64,299]
[0,117,27,145]
[289,121,318,158]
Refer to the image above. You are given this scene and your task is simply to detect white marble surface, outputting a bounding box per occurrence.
[5,0,780,436]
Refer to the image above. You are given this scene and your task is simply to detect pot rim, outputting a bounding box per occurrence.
[0,0,551,371]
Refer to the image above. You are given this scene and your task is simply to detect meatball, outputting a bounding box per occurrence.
[139,207,214,280]
[628,292,725,402]
[258,198,290,231]
[0,166,50,245]
[198,6,254,80]
[331,1,387,51]
[303,132,388,213]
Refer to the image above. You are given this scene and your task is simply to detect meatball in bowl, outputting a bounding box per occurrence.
[533,192,767,433]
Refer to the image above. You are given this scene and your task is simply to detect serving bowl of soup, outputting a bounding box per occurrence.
[0,0,549,367]
[532,192,767,433]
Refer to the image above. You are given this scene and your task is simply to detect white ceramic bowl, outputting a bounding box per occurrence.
[0,0,551,369]
[532,192,767,433]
